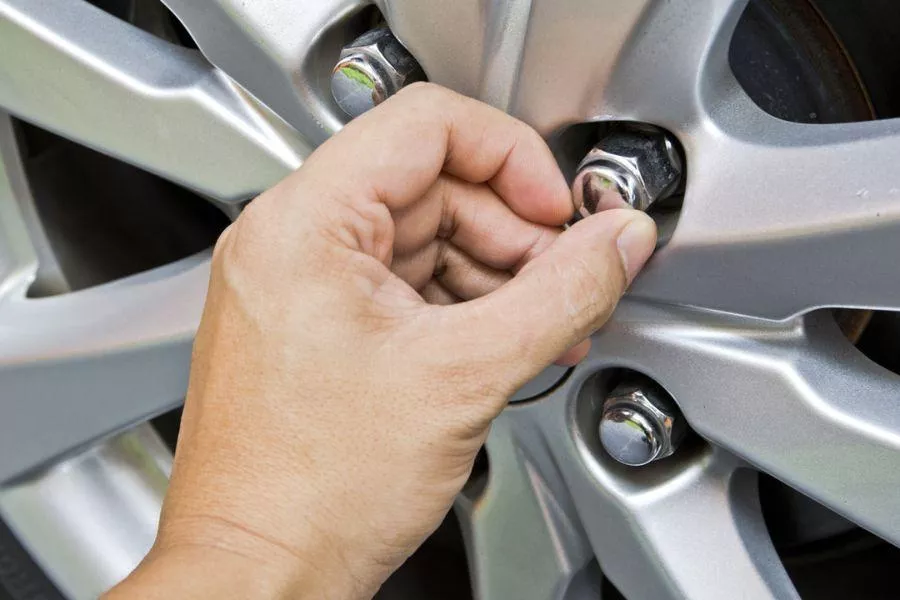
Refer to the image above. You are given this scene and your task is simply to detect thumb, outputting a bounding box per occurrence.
[454,209,657,385]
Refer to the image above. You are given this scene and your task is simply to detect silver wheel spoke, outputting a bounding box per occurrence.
[160,0,363,146]
[636,96,900,318]
[0,424,170,599]
[0,254,208,482]
[382,0,746,135]
[0,0,305,202]
[1,1,898,597]
[0,114,39,299]
[591,302,900,547]
[563,450,793,600]
[387,0,900,319]
[455,414,594,600]
[511,377,795,600]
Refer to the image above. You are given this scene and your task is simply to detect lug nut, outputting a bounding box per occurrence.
[572,129,683,214]
[599,381,684,467]
[331,27,425,118]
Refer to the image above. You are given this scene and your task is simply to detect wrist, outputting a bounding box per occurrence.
[106,545,296,600]
[106,518,370,600]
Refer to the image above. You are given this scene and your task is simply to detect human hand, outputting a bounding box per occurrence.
[109,83,657,599]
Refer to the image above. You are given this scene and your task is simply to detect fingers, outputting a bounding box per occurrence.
[392,175,559,271]
[420,281,459,306]
[297,83,572,226]
[393,241,511,300]
[437,209,658,385]
[556,339,592,367]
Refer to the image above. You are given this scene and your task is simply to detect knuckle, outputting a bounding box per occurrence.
[396,81,449,107]
[517,118,548,149]
[404,80,443,96]
[210,224,235,265]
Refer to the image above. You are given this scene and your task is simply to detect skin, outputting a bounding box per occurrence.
[106,83,657,599]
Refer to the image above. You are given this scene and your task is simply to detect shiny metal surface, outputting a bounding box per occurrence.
[599,383,683,466]
[0,425,171,599]
[457,400,797,600]
[455,416,594,599]
[573,165,640,217]
[0,0,306,203]
[573,131,683,212]
[453,303,900,600]
[0,112,39,301]
[599,406,660,466]
[0,0,899,599]
[160,0,367,144]
[332,28,424,117]
[332,55,387,117]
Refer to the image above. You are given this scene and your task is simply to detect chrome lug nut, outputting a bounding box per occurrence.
[599,382,684,467]
[331,27,425,118]
[572,129,682,214]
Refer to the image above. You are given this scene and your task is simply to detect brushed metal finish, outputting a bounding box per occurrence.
[0,0,306,203]
[0,425,171,599]
[160,0,367,143]
[0,1,899,599]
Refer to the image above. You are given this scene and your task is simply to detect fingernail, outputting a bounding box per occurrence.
[616,214,657,284]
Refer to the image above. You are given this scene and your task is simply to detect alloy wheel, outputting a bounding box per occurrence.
[1,1,899,598]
